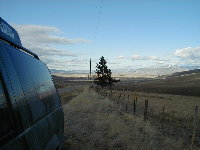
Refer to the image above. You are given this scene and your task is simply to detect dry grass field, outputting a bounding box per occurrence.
[112,73,200,96]
[53,74,200,150]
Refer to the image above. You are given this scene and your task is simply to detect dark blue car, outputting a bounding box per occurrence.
[0,17,64,150]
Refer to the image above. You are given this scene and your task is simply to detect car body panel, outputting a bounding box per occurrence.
[0,17,64,150]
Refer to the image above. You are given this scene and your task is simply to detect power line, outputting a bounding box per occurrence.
[91,0,104,56]
[89,0,104,77]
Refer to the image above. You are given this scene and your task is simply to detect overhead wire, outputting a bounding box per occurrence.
[89,0,104,77]
[90,0,104,57]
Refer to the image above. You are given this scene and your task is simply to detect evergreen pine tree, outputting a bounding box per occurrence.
[94,56,118,89]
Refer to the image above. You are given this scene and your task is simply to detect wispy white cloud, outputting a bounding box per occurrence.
[117,55,127,59]
[131,54,146,60]
[174,46,200,60]
[13,24,91,70]
[13,24,90,58]
[117,54,168,61]
[14,24,90,45]
[40,57,90,70]
[27,45,78,57]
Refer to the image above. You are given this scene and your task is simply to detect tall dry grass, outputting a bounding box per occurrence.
[62,87,197,150]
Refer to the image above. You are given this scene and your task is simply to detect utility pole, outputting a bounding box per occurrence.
[90,58,91,80]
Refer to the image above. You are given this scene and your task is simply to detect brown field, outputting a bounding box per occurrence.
[53,73,200,150]
[112,73,200,96]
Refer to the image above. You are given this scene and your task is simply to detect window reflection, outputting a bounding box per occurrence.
[7,46,60,122]
[0,80,13,138]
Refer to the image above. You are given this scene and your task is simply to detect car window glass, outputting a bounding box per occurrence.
[0,80,13,138]
[6,46,60,121]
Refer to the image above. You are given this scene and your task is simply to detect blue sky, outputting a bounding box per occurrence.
[1,0,200,71]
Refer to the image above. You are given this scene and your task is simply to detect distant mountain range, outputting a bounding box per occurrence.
[50,69,90,74]
[166,68,200,78]
[50,65,200,76]
[112,66,187,76]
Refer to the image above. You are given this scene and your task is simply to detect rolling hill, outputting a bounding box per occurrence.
[113,69,200,96]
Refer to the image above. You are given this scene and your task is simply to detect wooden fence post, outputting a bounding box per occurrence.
[162,105,165,114]
[144,100,148,121]
[190,106,199,149]
[134,98,136,115]
[110,91,113,99]
[162,105,165,121]
[195,106,198,120]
